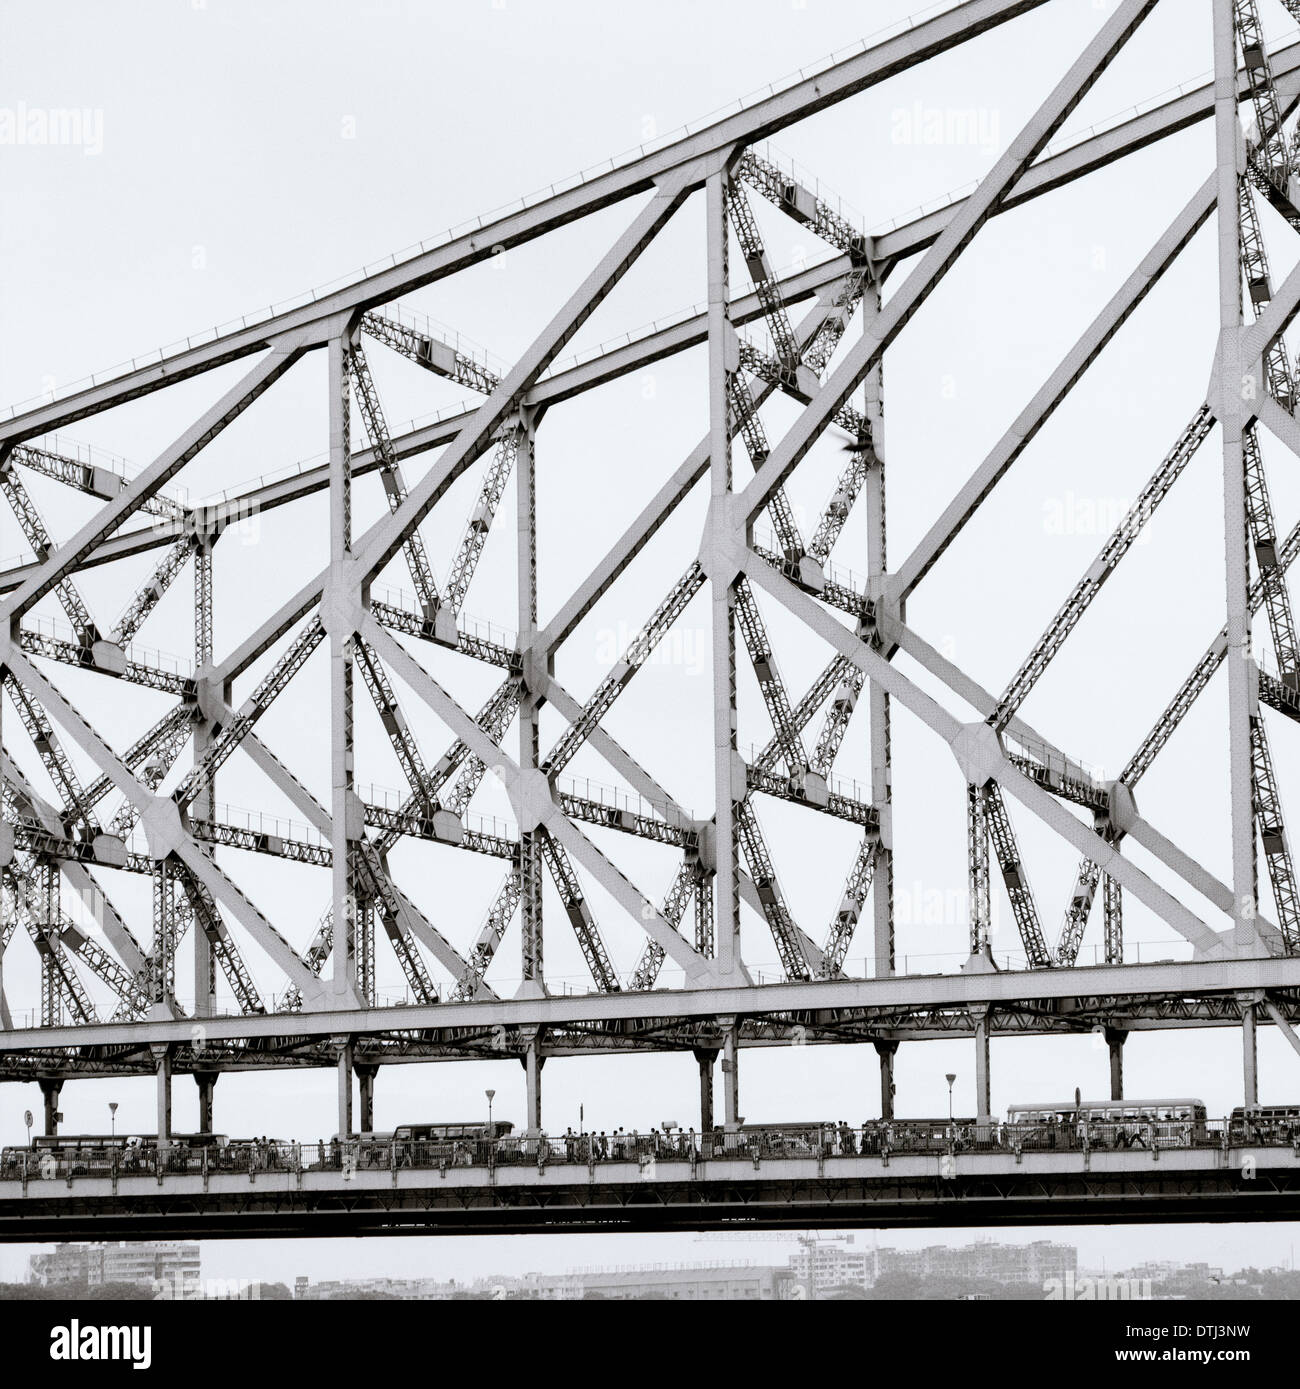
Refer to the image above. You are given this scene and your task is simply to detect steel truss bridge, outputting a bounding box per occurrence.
[7,0,1300,1233]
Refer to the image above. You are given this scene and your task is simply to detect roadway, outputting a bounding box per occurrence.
[4,1134,1298,1240]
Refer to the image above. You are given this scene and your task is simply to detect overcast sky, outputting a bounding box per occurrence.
[4,0,1300,1282]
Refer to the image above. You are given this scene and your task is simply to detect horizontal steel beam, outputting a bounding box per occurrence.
[3,955,1299,1053]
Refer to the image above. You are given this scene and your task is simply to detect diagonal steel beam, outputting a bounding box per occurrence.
[738,0,1159,529]
[5,649,324,998]
[361,614,725,984]
[896,173,1216,600]
[742,550,1223,957]
[1,337,309,624]
[354,168,699,590]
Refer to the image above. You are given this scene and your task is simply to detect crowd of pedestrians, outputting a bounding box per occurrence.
[6,1111,1299,1182]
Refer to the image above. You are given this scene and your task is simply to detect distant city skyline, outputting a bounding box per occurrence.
[4,1221,1298,1290]
[14,1230,1297,1301]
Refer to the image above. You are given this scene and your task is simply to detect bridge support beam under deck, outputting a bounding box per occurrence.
[693,1047,717,1135]
[38,1078,62,1137]
[356,1065,376,1134]
[974,1010,991,1125]
[151,1045,172,1145]
[521,1033,544,1135]
[721,1018,739,1131]
[334,1037,354,1139]
[194,1072,217,1134]
[1241,996,1259,1109]
[874,1039,897,1121]
[1106,1028,1126,1101]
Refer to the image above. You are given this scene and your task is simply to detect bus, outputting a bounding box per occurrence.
[391,1121,513,1143]
[1229,1104,1300,1142]
[30,1132,228,1150]
[717,1122,828,1157]
[1007,1099,1207,1149]
[388,1120,515,1166]
[875,1118,980,1152]
[30,1133,132,1150]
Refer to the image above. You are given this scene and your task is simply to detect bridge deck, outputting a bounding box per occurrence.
[5,1144,1300,1240]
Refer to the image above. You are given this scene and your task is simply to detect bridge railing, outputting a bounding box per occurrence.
[5,1117,1300,1186]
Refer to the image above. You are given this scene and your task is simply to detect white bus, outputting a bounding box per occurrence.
[1006,1098,1207,1148]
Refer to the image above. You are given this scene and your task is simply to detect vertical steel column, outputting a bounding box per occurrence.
[1106,1027,1126,1101]
[521,1028,544,1134]
[152,1043,172,1145]
[193,533,215,1018]
[151,858,172,1009]
[967,783,991,956]
[862,285,894,977]
[517,411,545,996]
[357,898,375,1006]
[38,1077,62,1136]
[356,1064,376,1133]
[874,1039,897,1121]
[1215,0,1261,952]
[693,1046,718,1134]
[1241,995,1260,1107]
[720,1015,740,1130]
[194,1072,216,1134]
[693,862,714,958]
[974,1008,991,1124]
[38,859,59,1026]
[329,330,360,1003]
[1103,872,1124,965]
[335,1035,354,1138]
[707,166,741,978]
[0,663,5,1018]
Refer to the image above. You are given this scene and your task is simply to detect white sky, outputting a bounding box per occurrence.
[3,0,1300,1281]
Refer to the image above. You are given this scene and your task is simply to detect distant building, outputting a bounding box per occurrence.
[29,1242,200,1289]
[789,1239,877,1293]
[27,1245,96,1287]
[877,1239,1075,1285]
[297,1276,460,1300]
[522,1261,797,1300]
[1123,1261,1225,1286]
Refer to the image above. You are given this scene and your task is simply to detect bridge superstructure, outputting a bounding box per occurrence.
[4,0,1300,1226]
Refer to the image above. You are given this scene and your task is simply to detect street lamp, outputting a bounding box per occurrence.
[109,1102,118,1138]
[485,1089,495,1134]
[945,1074,957,1124]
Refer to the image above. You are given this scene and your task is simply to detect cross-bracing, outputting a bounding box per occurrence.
[3,0,1300,1165]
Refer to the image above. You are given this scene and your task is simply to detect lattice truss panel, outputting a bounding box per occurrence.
[4,0,1300,1037]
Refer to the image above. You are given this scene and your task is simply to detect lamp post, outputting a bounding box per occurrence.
[485,1089,495,1135]
[945,1074,956,1124]
[109,1102,118,1138]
